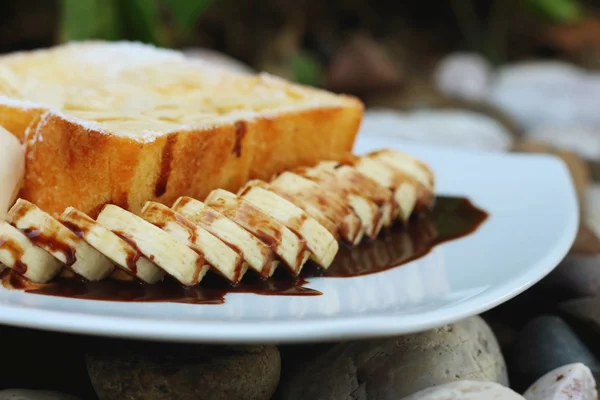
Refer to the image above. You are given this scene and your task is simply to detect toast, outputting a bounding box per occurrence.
[0,41,363,217]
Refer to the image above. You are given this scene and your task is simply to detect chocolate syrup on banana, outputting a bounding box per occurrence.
[3,196,488,304]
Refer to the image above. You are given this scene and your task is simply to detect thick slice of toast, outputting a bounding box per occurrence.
[0,41,363,217]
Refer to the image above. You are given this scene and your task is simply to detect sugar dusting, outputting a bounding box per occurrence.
[0,41,355,143]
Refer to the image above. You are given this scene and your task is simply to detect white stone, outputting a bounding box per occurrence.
[434,52,493,101]
[523,363,597,400]
[361,109,512,151]
[494,61,582,86]
[0,389,80,400]
[279,316,508,399]
[400,380,524,400]
[527,125,600,160]
[489,62,600,131]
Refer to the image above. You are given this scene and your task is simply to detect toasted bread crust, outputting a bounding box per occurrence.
[249,105,362,180]
[0,104,42,142]
[3,101,362,218]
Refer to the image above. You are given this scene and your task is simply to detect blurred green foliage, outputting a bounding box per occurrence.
[290,52,323,87]
[523,0,582,22]
[59,0,215,46]
[60,0,122,41]
[167,0,215,33]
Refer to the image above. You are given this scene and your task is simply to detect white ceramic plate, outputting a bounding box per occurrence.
[0,137,578,344]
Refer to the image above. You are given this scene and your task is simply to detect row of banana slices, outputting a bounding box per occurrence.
[0,149,434,286]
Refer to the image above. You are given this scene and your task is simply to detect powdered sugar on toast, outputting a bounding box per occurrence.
[0,41,354,143]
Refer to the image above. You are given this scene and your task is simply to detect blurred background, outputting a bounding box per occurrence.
[3,0,598,92]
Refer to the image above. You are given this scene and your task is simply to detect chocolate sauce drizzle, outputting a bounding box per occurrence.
[3,196,488,304]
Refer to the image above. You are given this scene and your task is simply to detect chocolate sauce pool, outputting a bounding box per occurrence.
[3,196,488,304]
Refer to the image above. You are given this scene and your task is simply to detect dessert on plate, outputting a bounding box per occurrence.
[0,41,435,289]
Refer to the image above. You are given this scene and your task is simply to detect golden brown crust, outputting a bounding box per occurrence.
[2,100,363,218]
[0,105,42,142]
[250,105,363,180]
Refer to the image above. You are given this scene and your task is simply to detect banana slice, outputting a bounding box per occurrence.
[369,149,434,191]
[353,157,419,221]
[367,149,435,209]
[172,196,278,278]
[295,165,384,239]
[0,127,24,219]
[60,207,164,284]
[205,189,309,275]
[7,199,114,281]
[270,172,364,245]
[0,220,63,283]
[110,268,139,281]
[239,181,339,268]
[96,204,209,286]
[141,202,248,283]
[250,180,339,238]
[312,162,397,227]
